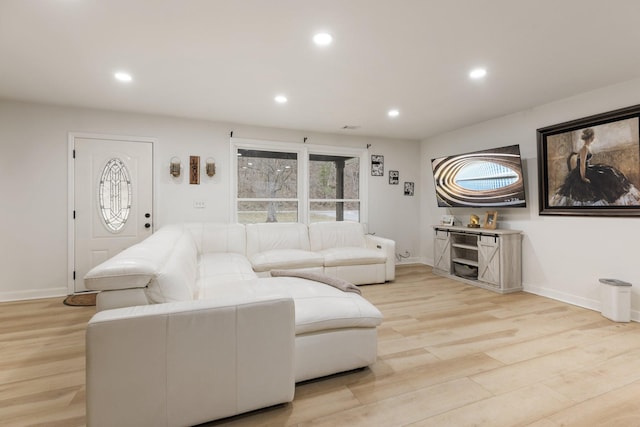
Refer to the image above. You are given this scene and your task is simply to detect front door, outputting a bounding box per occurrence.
[70,134,153,293]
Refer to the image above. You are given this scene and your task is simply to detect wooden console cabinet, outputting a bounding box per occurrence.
[432,225,522,293]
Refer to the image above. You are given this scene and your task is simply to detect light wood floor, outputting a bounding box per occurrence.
[3,265,640,426]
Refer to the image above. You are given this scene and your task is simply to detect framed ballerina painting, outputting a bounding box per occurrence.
[537,104,640,216]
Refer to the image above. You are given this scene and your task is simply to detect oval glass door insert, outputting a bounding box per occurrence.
[99,158,132,232]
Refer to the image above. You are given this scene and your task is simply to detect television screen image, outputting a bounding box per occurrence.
[431,144,526,208]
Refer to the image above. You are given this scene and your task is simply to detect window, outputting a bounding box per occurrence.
[309,154,360,222]
[236,149,298,223]
[232,139,366,224]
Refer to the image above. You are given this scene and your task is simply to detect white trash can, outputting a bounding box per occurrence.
[599,278,632,322]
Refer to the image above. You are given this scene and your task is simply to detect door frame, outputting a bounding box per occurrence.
[67,132,157,295]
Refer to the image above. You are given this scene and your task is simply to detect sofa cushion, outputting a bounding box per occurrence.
[195,253,258,298]
[184,223,247,255]
[245,223,312,256]
[198,253,256,280]
[249,249,324,272]
[198,277,383,334]
[308,221,367,251]
[319,247,386,267]
[146,232,199,303]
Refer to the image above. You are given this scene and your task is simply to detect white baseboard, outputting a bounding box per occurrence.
[398,264,639,323]
[521,283,639,322]
[0,287,68,303]
[524,283,599,310]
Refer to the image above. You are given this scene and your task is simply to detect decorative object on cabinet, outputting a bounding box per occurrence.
[371,154,384,176]
[404,181,414,196]
[537,104,640,216]
[432,225,522,293]
[467,214,480,228]
[389,170,399,184]
[189,155,200,184]
[206,157,216,177]
[170,157,181,177]
[440,214,454,226]
[483,211,498,229]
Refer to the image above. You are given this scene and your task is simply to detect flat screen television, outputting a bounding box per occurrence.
[431,144,526,208]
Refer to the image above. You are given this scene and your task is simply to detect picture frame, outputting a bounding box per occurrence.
[371,155,384,176]
[389,170,399,185]
[483,211,498,229]
[404,181,414,196]
[537,104,640,216]
[440,214,454,226]
[189,155,200,185]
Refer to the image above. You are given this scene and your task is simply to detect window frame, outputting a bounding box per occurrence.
[230,138,368,224]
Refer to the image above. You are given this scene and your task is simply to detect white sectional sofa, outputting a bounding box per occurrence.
[86,221,395,311]
[84,221,394,426]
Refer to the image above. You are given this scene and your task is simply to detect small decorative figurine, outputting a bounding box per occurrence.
[468,214,481,228]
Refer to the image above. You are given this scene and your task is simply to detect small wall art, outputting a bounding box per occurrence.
[389,170,399,185]
[189,155,200,185]
[371,155,384,176]
[404,181,414,196]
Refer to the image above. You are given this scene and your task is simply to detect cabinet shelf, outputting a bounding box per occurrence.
[452,257,478,267]
[452,243,478,251]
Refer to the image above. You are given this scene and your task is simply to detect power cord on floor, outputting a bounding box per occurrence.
[396,251,410,262]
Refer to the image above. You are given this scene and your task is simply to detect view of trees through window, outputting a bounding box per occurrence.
[236,148,360,223]
[237,149,298,223]
[309,154,360,222]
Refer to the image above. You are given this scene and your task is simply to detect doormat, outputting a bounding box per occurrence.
[63,293,97,307]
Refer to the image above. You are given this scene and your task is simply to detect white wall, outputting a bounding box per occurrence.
[0,100,420,301]
[420,77,640,320]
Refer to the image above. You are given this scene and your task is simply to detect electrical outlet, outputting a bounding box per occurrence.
[193,201,206,208]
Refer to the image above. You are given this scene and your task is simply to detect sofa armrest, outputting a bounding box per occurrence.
[86,296,295,427]
[365,235,396,281]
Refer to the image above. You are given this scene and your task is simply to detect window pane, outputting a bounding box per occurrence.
[237,201,298,224]
[310,201,360,222]
[309,155,359,199]
[238,149,297,199]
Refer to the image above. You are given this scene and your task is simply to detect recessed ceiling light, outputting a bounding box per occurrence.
[313,33,333,46]
[114,72,132,82]
[388,109,400,118]
[469,68,487,79]
[275,95,288,104]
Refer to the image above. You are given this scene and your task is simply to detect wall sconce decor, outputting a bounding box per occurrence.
[189,156,200,184]
[170,157,181,177]
[206,158,216,177]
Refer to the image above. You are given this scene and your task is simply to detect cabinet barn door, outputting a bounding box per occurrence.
[478,235,500,286]
[433,231,451,273]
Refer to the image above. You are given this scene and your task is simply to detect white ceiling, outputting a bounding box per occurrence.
[2,0,640,141]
